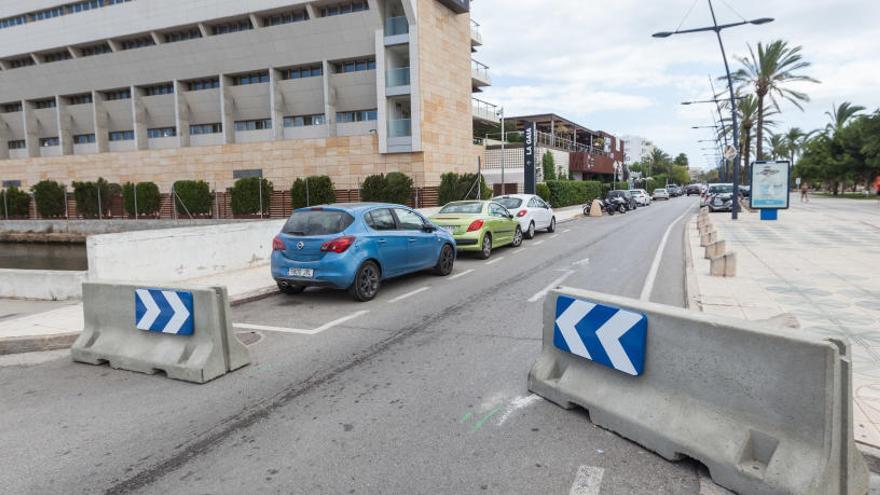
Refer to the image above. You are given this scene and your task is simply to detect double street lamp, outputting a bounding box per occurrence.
[653,0,774,220]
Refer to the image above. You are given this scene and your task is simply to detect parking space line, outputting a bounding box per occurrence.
[550,234,560,239]
[387,286,431,304]
[569,465,604,495]
[233,310,369,336]
[532,240,545,246]
[563,229,572,233]
[449,269,475,280]
[528,270,575,303]
[486,257,505,265]
[511,247,527,255]
[573,257,591,266]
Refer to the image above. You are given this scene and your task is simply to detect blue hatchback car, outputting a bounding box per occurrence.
[271,203,457,301]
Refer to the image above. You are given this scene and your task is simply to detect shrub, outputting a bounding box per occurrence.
[613,181,629,191]
[123,182,161,217]
[583,181,603,205]
[31,180,66,218]
[73,178,111,218]
[438,172,491,204]
[542,151,557,181]
[360,173,414,205]
[360,174,387,203]
[536,183,551,202]
[291,176,336,209]
[0,186,31,217]
[230,177,272,215]
[173,180,214,215]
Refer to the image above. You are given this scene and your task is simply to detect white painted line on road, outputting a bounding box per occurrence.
[449,269,475,280]
[563,229,572,233]
[496,394,542,426]
[486,256,505,265]
[569,465,604,495]
[573,257,591,266]
[510,247,527,255]
[532,240,545,246]
[388,286,431,304]
[234,310,369,336]
[528,270,575,303]
[639,206,692,302]
[549,234,560,239]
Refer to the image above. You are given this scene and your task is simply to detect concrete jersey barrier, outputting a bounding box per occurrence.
[71,281,250,383]
[528,287,867,495]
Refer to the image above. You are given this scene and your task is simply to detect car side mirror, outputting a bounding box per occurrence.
[508,213,514,220]
[423,224,437,233]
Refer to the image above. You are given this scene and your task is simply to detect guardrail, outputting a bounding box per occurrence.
[471,59,490,83]
[384,16,408,36]
[386,67,411,87]
[472,97,499,122]
[388,118,412,138]
[470,19,482,44]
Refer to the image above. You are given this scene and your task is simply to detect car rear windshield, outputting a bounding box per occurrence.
[656,189,667,193]
[494,198,523,209]
[439,202,483,214]
[282,210,354,236]
[709,185,734,194]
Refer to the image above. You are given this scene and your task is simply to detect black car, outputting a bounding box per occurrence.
[608,190,638,210]
[686,184,703,196]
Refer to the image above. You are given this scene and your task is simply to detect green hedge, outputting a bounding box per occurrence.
[438,172,491,204]
[536,183,551,203]
[72,178,110,218]
[613,181,629,191]
[173,180,214,215]
[545,180,603,208]
[360,172,413,205]
[291,176,336,209]
[123,182,161,217]
[31,180,66,218]
[0,186,31,217]
[231,177,273,215]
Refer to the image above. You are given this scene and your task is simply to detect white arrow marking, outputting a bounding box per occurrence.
[595,310,642,375]
[136,289,161,330]
[162,291,191,334]
[556,300,594,359]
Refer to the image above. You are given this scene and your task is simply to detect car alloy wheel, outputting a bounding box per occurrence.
[434,244,455,276]
[526,222,536,239]
[479,234,492,260]
[512,226,523,247]
[350,261,380,302]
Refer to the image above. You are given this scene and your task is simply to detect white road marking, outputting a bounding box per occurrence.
[449,269,475,280]
[550,234,560,239]
[528,270,575,303]
[569,465,605,495]
[639,206,692,302]
[387,286,431,304]
[510,247,527,255]
[532,240,545,246]
[233,310,369,336]
[573,257,591,266]
[486,256,505,265]
[496,394,543,426]
[563,229,572,233]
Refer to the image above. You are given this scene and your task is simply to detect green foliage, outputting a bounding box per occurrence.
[796,110,880,194]
[31,180,66,218]
[72,178,110,218]
[673,153,689,168]
[671,166,690,186]
[173,180,214,215]
[230,177,272,215]
[123,182,160,216]
[542,151,557,181]
[360,173,414,205]
[291,176,336,209]
[545,180,603,208]
[613,181,629,191]
[0,186,31,217]
[536,183,551,203]
[438,173,491,204]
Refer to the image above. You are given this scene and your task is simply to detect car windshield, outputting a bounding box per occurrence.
[709,185,734,194]
[439,202,484,214]
[629,191,642,195]
[282,210,355,236]
[494,198,523,209]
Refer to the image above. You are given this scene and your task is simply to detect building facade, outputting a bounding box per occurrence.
[0,0,486,191]
[620,135,655,166]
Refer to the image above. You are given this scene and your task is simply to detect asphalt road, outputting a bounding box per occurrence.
[0,196,702,495]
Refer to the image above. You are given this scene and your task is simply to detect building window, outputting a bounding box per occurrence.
[119,36,155,51]
[2,103,22,113]
[232,72,269,86]
[0,0,132,31]
[143,83,174,96]
[31,7,65,21]
[108,130,134,141]
[333,58,376,73]
[187,78,220,91]
[71,1,102,13]
[68,94,93,105]
[33,99,57,109]
[0,16,27,30]
[190,123,222,135]
[337,109,377,123]
[8,57,35,69]
[104,89,131,101]
[320,1,368,17]
[73,134,96,144]
[147,127,176,139]
[7,140,26,150]
[79,43,112,57]
[40,137,60,147]
[263,9,308,26]
[283,64,323,80]
[210,19,252,35]
[43,50,73,63]
[234,119,272,132]
[164,27,201,43]
[283,114,325,128]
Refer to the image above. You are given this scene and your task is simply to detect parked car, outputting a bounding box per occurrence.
[653,188,670,201]
[429,201,523,259]
[271,204,456,302]
[685,184,703,196]
[608,190,638,210]
[492,194,556,239]
[702,183,734,207]
[667,184,683,197]
[739,185,751,197]
[629,189,651,206]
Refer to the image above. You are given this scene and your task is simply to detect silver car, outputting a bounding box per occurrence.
[653,188,670,201]
[629,189,651,206]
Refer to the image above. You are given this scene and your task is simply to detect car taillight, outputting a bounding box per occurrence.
[320,236,355,253]
[272,236,285,251]
[467,220,484,232]
[517,210,528,217]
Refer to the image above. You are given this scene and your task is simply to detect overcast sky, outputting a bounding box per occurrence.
[471,0,880,170]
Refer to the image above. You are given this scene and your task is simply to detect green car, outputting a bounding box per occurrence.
[429,201,523,259]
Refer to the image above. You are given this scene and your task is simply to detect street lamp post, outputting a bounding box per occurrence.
[654,0,773,220]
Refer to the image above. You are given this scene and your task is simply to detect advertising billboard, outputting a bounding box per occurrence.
[750,160,791,209]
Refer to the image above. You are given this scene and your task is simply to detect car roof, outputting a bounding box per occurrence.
[492,194,533,200]
[294,203,407,213]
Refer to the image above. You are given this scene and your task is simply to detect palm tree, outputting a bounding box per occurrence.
[782,127,805,165]
[825,101,865,133]
[765,132,787,160]
[731,40,820,161]
[718,94,773,180]
[645,148,672,177]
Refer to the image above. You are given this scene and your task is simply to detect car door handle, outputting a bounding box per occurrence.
[408,238,417,243]
[377,239,387,245]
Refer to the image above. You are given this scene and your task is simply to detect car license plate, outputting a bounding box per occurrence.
[288,268,314,278]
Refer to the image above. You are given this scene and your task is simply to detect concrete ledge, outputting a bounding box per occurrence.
[0,332,79,355]
[0,269,87,301]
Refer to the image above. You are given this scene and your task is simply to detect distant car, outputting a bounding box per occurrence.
[739,185,751,197]
[653,188,670,200]
[668,184,683,197]
[429,201,523,259]
[702,183,734,207]
[271,204,456,302]
[608,190,637,210]
[685,184,703,196]
[629,189,651,206]
[492,194,556,239]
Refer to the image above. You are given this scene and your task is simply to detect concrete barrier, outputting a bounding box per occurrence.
[699,230,717,247]
[704,240,726,260]
[0,268,87,300]
[71,281,250,383]
[710,252,737,277]
[528,288,868,495]
[589,200,603,217]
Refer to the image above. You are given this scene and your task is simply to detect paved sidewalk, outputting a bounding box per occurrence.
[687,196,880,450]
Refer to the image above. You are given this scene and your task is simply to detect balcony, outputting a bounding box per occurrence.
[387,67,411,87]
[384,16,409,45]
[388,118,412,138]
[470,20,483,47]
[472,97,499,124]
[471,59,490,91]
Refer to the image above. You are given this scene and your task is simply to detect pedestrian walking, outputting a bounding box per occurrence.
[800,183,810,203]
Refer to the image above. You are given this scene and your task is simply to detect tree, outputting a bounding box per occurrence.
[673,153,689,168]
[765,132,788,160]
[825,102,865,133]
[731,40,819,161]
[31,180,67,218]
[782,127,807,165]
[644,148,672,177]
[542,151,556,181]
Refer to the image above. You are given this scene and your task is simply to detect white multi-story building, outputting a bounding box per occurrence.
[621,135,655,166]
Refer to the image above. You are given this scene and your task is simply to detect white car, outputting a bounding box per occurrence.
[629,189,651,206]
[653,188,670,200]
[492,194,556,239]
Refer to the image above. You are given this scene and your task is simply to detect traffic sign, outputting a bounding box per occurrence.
[135,289,194,335]
[723,145,738,160]
[553,296,647,376]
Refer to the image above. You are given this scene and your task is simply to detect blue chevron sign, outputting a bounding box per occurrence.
[135,289,194,336]
[553,296,647,376]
